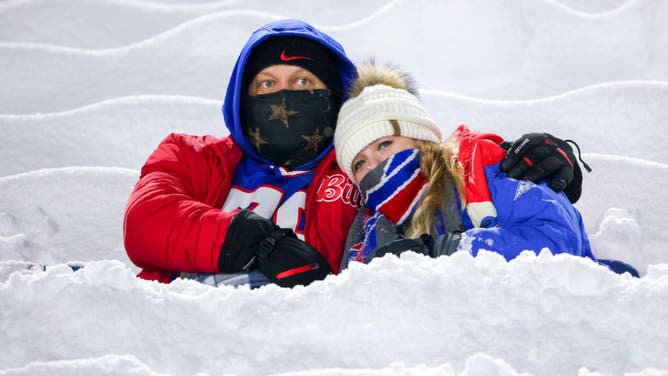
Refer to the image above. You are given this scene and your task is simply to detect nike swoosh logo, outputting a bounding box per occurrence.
[280,50,313,62]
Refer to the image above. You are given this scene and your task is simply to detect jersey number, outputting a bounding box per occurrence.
[222,186,306,238]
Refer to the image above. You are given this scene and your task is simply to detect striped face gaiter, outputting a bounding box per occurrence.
[359,148,427,226]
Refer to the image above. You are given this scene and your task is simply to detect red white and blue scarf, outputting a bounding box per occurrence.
[347,149,427,264]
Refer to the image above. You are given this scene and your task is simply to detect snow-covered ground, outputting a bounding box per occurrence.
[1,1,667,375]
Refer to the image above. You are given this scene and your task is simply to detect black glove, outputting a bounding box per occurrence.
[500,133,590,203]
[219,209,331,287]
[432,232,461,257]
[219,209,275,273]
[371,233,461,260]
[256,231,332,287]
[372,236,432,260]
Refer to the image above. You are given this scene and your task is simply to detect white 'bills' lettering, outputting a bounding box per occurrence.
[316,173,362,208]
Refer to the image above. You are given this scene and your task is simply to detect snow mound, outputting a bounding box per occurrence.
[574,154,668,273]
[1,252,667,375]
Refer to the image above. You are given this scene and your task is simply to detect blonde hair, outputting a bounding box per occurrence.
[405,137,466,238]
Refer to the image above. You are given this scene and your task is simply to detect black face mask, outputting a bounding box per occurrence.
[244,89,339,168]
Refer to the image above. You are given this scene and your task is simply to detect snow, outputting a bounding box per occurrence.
[1,1,667,375]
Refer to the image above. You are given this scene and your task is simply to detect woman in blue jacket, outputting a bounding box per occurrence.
[333,62,637,276]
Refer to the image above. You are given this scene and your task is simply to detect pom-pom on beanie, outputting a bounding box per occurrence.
[334,63,442,180]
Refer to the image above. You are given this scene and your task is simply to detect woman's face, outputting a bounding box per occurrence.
[248,64,327,96]
[351,136,416,183]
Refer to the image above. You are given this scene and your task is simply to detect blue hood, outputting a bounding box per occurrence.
[222,19,357,170]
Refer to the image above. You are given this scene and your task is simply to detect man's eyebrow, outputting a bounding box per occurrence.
[291,67,315,76]
[254,72,275,80]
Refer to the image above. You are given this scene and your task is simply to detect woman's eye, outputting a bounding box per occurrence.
[378,140,393,150]
[353,160,365,172]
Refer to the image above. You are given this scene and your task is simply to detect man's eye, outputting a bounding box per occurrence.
[296,77,310,86]
[260,80,274,88]
[353,160,365,172]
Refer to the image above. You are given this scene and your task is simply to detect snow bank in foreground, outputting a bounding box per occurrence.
[2,252,667,376]
[6,352,658,376]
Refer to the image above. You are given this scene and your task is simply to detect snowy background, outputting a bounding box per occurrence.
[1,1,668,375]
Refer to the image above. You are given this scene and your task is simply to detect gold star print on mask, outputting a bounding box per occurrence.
[248,127,268,150]
[302,128,325,152]
[269,98,299,127]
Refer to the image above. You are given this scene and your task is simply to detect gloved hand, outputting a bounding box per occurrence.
[372,236,432,260]
[255,230,332,287]
[500,133,589,203]
[371,232,461,260]
[432,232,461,257]
[219,209,331,287]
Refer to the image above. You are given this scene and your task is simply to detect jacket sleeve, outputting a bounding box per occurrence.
[461,168,593,261]
[123,134,243,279]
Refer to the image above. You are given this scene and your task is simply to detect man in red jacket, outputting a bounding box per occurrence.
[124,19,360,287]
[124,19,584,288]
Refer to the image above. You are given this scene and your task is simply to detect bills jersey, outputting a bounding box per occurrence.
[222,156,314,239]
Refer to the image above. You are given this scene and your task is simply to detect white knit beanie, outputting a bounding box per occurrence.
[334,84,442,180]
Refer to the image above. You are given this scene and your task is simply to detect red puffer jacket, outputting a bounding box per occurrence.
[123,133,360,283]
